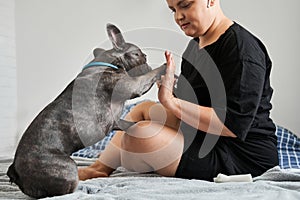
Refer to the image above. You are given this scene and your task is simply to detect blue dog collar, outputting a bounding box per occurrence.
[83,62,119,70]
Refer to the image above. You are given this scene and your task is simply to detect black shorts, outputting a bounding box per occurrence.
[175,130,279,181]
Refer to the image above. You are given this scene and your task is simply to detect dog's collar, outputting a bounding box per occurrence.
[82,62,119,71]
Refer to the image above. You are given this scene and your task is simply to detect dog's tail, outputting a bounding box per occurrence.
[7,162,45,198]
[7,162,20,185]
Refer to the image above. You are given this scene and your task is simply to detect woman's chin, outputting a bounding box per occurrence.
[183,30,198,38]
[180,27,198,38]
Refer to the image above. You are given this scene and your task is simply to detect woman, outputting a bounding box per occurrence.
[78,0,278,181]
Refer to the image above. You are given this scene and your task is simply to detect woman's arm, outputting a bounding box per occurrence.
[158,51,236,138]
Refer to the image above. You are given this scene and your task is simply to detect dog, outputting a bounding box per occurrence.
[7,23,166,198]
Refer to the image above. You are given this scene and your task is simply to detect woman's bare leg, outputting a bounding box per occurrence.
[78,101,182,180]
[121,120,183,176]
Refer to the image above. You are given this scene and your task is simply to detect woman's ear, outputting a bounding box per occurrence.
[207,0,215,8]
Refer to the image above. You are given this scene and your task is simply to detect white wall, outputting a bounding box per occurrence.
[0,0,17,158]
[13,0,300,150]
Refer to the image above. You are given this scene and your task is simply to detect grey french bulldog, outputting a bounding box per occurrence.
[7,23,166,199]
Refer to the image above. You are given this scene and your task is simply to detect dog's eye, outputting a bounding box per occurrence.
[130,52,141,57]
[126,51,145,59]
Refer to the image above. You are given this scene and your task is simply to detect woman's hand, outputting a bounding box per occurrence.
[157,52,236,137]
[158,51,177,110]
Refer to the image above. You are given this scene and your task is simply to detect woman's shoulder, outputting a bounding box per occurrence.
[230,22,268,52]
[219,22,260,47]
[222,22,270,64]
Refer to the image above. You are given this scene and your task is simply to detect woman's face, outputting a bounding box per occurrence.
[166,0,214,38]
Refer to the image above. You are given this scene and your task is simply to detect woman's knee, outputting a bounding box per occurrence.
[124,101,156,121]
[121,121,155,153]
[125,120,164,140]
[121,121,183,154]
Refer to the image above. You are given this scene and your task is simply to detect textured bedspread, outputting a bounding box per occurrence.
[1,157,300,200]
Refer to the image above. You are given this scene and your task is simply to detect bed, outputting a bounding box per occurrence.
[1,101,300,199]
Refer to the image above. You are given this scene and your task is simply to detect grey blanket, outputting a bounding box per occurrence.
[1,157,300,200]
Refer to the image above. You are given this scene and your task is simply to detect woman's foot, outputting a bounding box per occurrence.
[78,160,114,181]
[78,167,108,181]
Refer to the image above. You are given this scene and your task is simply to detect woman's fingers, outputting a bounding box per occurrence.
[165,51,176,76]
[162,51,175,90]
[158,51,176,106]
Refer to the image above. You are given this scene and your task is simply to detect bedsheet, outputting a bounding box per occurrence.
[1,157,300,200]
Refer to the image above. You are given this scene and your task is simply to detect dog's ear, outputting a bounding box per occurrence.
[107,23,125,50]
[93,48,105,58]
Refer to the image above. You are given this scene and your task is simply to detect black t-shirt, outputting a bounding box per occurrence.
[175,22,278,178]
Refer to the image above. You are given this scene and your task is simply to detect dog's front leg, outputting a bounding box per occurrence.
[112,119,136,131]
[110,64,166,132]
[113,64,166,100]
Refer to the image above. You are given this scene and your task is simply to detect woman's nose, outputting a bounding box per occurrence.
[175,11,184,22]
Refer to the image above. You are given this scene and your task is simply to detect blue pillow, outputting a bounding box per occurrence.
[275,125,300,169]
[71,131,116,158]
